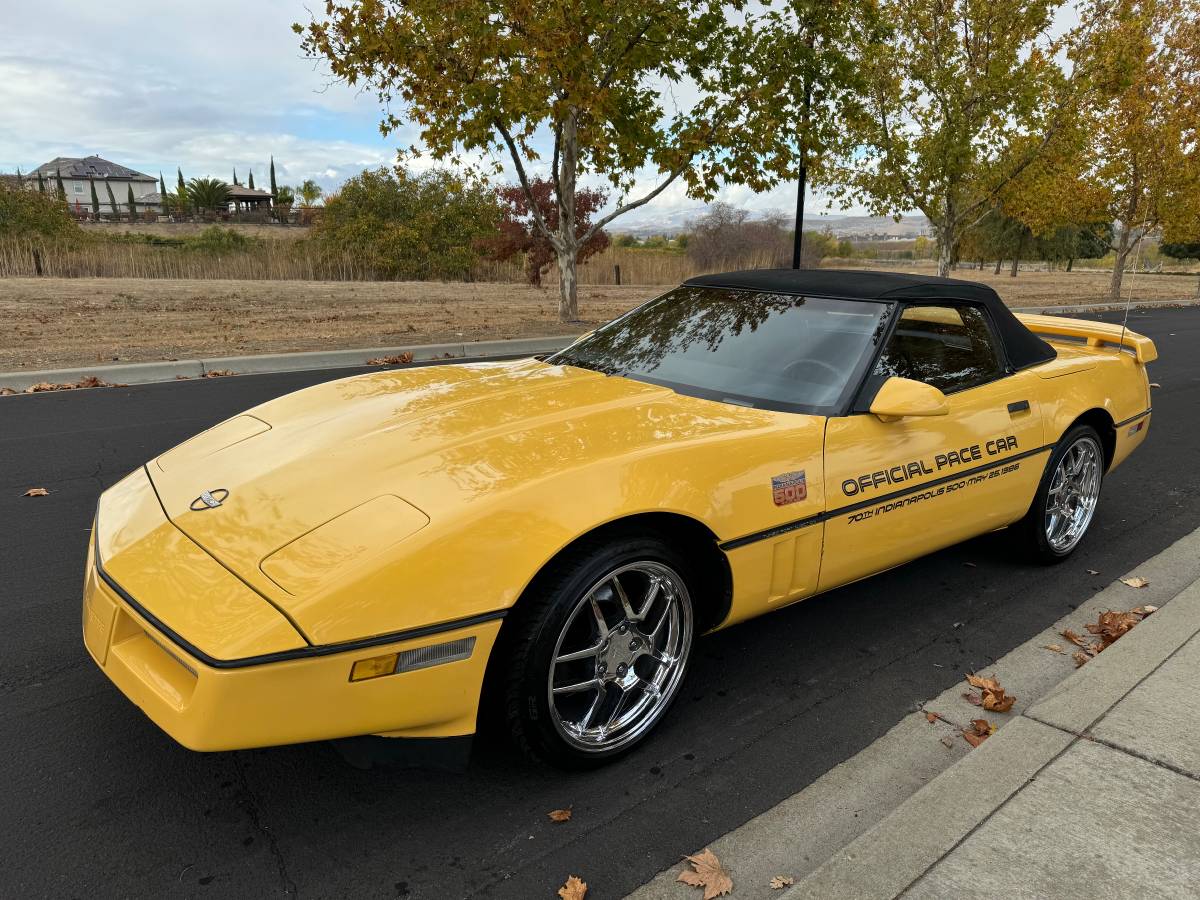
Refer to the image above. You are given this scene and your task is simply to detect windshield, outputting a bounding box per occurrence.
[548,286,890,414]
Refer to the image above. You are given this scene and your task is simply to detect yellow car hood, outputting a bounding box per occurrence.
[146,358,782,642]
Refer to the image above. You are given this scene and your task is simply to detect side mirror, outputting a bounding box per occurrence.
[869,377,949,422]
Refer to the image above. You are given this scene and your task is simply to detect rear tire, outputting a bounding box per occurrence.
[1013,424,1105,563]
[501,533,695,769]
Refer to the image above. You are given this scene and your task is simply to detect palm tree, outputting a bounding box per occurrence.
[187,177,231,216]
[297,178,324,207]
[275,185,295,206]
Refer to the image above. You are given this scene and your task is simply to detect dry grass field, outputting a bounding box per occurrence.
[1,264,1194,372]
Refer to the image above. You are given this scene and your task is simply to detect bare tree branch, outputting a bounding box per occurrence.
[495,120,564,252]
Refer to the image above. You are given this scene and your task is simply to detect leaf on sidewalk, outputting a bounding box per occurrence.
[769,875,795,889]
[962,691,983,706]
[547,807,573,823]
[1121,576,1150,589]
[557,875,587,900]
[678,849,733,899]
[23,487,51,497]
[1073,651,1091,668]
[925,711,942,724]
[1044,644,1065,654]
[965,673,1016,713]
[963,718,995,748]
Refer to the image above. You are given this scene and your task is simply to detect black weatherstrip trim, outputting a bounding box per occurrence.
[719,443,1056,551]
[92,530,506,670]
[1114,408,1152,429]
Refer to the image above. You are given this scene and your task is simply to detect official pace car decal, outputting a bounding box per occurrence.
[841,435,1019,497]
[772,470,808,506]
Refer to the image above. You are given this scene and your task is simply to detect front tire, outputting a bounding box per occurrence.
[502,533,695,768]
[1014,424,1105,563]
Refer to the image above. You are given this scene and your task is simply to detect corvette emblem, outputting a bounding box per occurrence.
[190,488,230,511]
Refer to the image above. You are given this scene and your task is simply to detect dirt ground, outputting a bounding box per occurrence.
[1,267,1195,372]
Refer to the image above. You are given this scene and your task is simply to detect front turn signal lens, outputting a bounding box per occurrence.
[350,652,399,682]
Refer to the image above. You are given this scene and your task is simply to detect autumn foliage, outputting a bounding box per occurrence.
[479,179,610,288]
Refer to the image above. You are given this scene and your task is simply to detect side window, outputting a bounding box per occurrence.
[874,305,1003,393]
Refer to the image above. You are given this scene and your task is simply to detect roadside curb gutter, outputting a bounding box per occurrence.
[0,335,576,393]
[627,524,1200,899]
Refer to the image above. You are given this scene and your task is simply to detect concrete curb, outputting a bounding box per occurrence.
[0,335,577,392]
[783,530,1200,900]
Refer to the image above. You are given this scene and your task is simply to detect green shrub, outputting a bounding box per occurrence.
[0,185,78,238]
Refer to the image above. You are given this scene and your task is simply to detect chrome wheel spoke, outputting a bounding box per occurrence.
[611,575,637,621]
[555,644,603,665]
[553,677,603,696]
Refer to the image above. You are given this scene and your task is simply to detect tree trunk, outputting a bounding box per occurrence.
[994,258,1003,275]
[936,231,953,277]
[1010,228,1028,278]
[1109,223,1132,302]
[1066,257,1074,272]
[557,110,580,322]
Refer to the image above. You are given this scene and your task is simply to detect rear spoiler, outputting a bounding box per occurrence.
[1014,313,1158,364]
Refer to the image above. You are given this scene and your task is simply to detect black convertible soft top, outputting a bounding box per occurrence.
[684,268,1056,370]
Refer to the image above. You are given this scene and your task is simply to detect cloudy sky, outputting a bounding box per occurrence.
[2,0,855,227]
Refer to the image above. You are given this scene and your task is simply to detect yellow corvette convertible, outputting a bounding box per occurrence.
[84,269,1156,766]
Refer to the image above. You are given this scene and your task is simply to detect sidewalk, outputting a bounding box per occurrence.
[789,559,1200,899]
[628,525,1200,900]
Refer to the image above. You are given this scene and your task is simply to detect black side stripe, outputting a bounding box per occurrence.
[719,443,1056,551]
[1114,408,1151,429]
[93,531,506,670]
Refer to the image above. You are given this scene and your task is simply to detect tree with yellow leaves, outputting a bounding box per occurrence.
[825,0,1116,276]
[1073,0,1200,300]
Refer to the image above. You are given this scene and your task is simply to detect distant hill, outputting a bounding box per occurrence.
[615,208,931,239]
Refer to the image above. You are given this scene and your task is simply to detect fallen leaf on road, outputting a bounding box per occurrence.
[769,875,795,889]
[201,369,235,378]
[1121,576,1150,589]
[15,377,127,394]
[965,673,1016,713]
[367,352,414,365]
[547,807,573,823]
[1044,644,1065,654]
[963,718,995,748]
[558,875,587,900]
[1087,569,1100,576]
[23,487,50,497]
[0,387,15,396]
[1150,382,1161,388]
[678,849,733,899]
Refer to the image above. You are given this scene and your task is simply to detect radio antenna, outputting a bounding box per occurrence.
[1118,216,1151,353]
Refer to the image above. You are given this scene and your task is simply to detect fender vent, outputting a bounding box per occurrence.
[396,637,476,674]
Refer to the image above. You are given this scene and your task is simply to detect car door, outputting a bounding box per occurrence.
[818,302,1047,592]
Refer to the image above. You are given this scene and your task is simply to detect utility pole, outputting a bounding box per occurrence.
[791,73,813,269]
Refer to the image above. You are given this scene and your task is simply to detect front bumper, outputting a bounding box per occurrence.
[83,529,501,753]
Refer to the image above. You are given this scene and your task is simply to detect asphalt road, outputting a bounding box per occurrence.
[2,308,1198,900]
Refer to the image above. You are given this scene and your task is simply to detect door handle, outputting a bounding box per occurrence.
[1007,400,1030,414]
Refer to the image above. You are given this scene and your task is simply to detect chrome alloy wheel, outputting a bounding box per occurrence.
[1045,436,1103,554]
[547,561,692,753]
